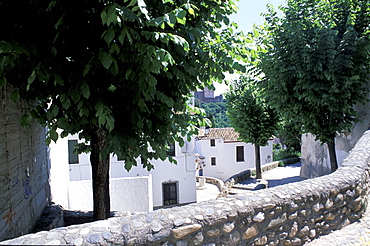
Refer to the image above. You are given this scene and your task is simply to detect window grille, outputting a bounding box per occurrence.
[162,181,179,206]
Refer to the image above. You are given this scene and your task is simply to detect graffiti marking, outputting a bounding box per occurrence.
[22,177,32,199]
[2,206,16,227]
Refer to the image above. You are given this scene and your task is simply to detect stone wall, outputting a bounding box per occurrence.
[0,85,50,241]
[2,130,370,245]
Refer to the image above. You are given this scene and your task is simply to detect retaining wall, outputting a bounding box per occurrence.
[0,85,50,241]
[2,130,370,245]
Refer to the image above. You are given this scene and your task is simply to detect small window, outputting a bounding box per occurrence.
[68,140,79,164]
[162,181,179,206]
[236,146,244,162]
[211,157,216,166]
[210,139,215,147]
[166,142,176,156]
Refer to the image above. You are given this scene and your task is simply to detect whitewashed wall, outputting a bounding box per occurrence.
[68,176,153,212]
[195,139,273,181]
[52,135,197,209]
[49,132,70,209]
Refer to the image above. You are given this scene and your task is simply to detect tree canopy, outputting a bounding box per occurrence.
[0,0,249,219]
[255,0,370,171]
[226,76,279,179]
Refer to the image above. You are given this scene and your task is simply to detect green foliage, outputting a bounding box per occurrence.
[200,102,230,128]
[278,161,285,167]
[225,76,279,146]
[0,0,249,170]
[277,119,302,152]
[273,144,300,161]
[255,0,370,146]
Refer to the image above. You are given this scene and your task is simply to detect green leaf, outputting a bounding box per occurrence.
[20,114,32,127]
[95,101,104,116]
[51,105,59,116]
[127,0,137,7]
[0,77,6,87]
[104,27,115,44]
[83,63,91,77]
[27,70,36,90]
[111,62,119,76]
[71,90,80,103]
[148,76,157,87]
[57,118,69,129]
[54,75,64,85]
[167,12,177,27]
[49,128,59,143]
[51,47,57,57]
[188,8,195,16]
[106,115,115,132]
[11,91,20,102]
[82,84,90,99]
[100,52,113,69]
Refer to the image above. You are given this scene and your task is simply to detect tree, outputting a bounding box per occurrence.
[256,0,370,172]
[200,102,231,128]
[277,118,302,152]
[226,76,279,179]
[0,0,249,219]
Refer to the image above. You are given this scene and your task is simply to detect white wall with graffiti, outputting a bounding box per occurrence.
[0,85,50,242]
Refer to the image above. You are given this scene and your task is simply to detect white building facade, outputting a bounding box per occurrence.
[49,134,197,212]
[195,128,273,181]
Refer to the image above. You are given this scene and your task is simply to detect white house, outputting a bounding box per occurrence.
[195,128,273,181]
[49,133,197,212]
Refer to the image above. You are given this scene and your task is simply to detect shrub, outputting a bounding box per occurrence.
[278,161,285,167]
[273,145,300,161]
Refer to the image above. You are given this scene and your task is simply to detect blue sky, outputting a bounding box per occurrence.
[214,0,286,95]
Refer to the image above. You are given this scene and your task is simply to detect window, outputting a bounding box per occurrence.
[166,142,176,157]
[68,140,79,164]
[211,157,216,166]
[236,146,244,162]
[162,181,179,206]
[210,139,215,147]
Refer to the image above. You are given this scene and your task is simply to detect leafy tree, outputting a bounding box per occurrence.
[200,102,231,128]
[256,0,370,172]
[278,119,302,152]
[0,0,249,219]
[226,76,279,179]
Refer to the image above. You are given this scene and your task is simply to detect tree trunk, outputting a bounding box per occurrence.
[255,144,262,179]
[327,139,338,172]
[90,127,111,220]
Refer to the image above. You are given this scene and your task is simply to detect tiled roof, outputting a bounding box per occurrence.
[196,127,240,142]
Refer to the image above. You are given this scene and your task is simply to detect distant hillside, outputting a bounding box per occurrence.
[200,102,230,128]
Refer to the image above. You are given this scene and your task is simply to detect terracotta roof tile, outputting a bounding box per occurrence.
[196,127,240,141]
